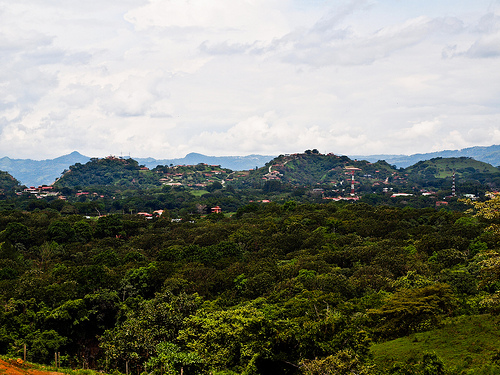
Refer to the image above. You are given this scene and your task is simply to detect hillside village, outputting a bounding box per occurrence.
[1,151,499,218]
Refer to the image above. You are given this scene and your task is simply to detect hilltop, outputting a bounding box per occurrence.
[43,152,500,196]
[405,157,500,190]
[2,144,500,186]
[241,152,396,185]
[54,156,232,191]
[231,152,500,197]
[0,170,21,198]
[54,157,161,189]
[0,152,272,187]
[350,144,500,168]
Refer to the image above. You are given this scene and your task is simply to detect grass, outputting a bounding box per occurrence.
[371,314,500,372]
[190,189,209,197]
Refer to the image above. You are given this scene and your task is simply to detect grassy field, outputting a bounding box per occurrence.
[190,189,209,197]
[371,314,500,373]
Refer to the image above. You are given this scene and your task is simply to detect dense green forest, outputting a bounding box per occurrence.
[1,195,500,374]
[1,154,500,374]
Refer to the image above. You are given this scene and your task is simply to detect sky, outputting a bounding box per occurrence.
[1,0,500,160]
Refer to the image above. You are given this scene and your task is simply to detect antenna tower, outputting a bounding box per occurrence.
[350,170,355,196]
[452,172,456,197]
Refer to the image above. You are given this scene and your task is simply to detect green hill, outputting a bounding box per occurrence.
[229,152,500,199]
[0,170,21,195]
[53,157,160,189]
[371,314,500,373]
[350,144,500,168]
[53,156,232,191]
[404,157,500,192]
[231,152,400,192]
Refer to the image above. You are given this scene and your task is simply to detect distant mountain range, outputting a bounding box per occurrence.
[1,145,500,186]
[349,145,500,168]
[0,151,91,187]
[134,153,273,172]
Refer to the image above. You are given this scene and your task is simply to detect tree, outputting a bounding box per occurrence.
[300,349,373,375]
[23,329,68,364]
[463,192,500,234]
[100,292,202,371]
[368,284,454,339]
[146,342,201,375]
[2,222,30,246]
[47,220,75,243]
[73,220,93,242]
[462,193,500,313]
[94,214,123,238]
[178,304,273,374]
[120,262,164,298]
[283,200,297,211]
[207,181,223,192]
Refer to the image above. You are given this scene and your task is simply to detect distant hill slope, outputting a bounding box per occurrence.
[404,157,500,190]
[0,170,20,196]
[349,144,500,168]
[134,152,274,171]
[0,151,91,187]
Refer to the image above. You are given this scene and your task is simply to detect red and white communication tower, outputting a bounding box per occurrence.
[344,167,360,197]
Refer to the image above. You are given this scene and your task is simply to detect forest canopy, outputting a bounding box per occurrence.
[0,198,500,374]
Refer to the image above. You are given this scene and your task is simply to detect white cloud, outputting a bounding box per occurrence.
[396,119,440,140]
[0,0,499,160]
[125,0,290,40]
[465,31,500,58]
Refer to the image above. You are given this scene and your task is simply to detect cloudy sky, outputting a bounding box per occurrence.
[1,0,499,159]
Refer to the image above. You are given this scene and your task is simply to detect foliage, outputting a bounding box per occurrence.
[300,349,374,375]
[0,196,499,373]
[100,292,201,370]
[463,192,500,234]
[145,342,202,375]
[179,303,273,373]
[368,284,455,339]
[0,170,21,196]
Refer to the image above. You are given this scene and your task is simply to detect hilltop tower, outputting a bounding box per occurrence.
[351,170,355,196]
[452,172,456,197]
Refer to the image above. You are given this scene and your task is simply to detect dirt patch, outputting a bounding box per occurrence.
[0,359,64,375]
